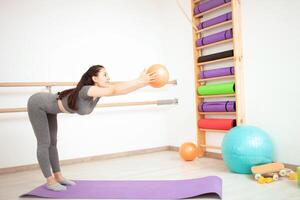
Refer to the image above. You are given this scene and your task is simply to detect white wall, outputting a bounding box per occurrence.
[240,0,300,165]
[0,0,299,169]
[0,0,183,168]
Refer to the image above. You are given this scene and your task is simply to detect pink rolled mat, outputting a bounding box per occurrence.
[198,119,236,130]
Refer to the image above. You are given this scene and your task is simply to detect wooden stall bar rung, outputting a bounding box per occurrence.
[197,20,232,33]
[196,39,233,50]
[197,57,234,66]
[199,145,222,150]
[199,112,236,115]
[198,75,235,82]
[199,128,229,133]
[198,94,236,98]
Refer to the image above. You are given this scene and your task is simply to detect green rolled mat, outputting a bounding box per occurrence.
[197,82,235,96]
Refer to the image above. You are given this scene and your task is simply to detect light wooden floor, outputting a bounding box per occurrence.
[0,151,299,200]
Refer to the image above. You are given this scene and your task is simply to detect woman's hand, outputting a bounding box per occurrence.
[138,68,159,85]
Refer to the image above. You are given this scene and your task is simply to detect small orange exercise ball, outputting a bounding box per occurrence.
[147,64,169,88]
[179,142,198,161]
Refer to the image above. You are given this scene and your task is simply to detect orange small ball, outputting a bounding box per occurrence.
[147,64,169,88]
[179,142,198,161]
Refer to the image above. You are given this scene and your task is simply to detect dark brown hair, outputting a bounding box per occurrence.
[56,65,104,110]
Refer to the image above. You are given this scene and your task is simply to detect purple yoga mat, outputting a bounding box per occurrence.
[200,66,234,79]
[194,0,231,15]
[20,176,222,199]
[199,101,236,112]
[198,12,232,29]
[196,28,232,47]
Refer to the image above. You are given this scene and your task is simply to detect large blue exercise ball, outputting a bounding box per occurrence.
[222,125,274,174]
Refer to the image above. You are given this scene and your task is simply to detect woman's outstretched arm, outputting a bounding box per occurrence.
[108,81,125,85]
[87,69,158,97]
[112,79,146,95]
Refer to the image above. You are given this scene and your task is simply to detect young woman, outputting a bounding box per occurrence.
[27,65,158,191]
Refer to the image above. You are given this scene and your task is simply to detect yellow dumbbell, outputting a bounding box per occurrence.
[288,172,297,180]
[257,176,266,184]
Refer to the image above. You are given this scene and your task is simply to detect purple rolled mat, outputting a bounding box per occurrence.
[198,12,232,29]
[199,101,236,112]
[194,0,231,15]
[194,6,200,15]
[196,28,232,47]
[200,66,234,79]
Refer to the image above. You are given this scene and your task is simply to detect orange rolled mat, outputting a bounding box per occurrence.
[198,119,236,130]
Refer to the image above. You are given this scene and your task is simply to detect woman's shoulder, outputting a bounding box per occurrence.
[79,85,94,99]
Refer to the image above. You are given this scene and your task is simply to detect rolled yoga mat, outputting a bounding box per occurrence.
[194,0,231,15]
[198,49,234,63]
[200,66,234,79]
[197,82,235,96]
[198,12,232,29]
[196,28,233,47]
[199,101,236,112]
[198,119,236,130]
[297,167,300,187]
[20,176,223,199]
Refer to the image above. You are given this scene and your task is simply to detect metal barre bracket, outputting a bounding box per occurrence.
[157,98,179,105]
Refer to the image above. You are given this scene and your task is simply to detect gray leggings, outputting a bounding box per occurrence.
[27,92,63,178]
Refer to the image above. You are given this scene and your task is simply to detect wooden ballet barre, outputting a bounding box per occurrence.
[0,80,178,87]
[0,98,179,113]
[96,99,178,108]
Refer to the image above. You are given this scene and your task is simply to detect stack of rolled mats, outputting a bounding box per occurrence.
[198,50,234,63]
[193,0,235,131]
[199,66,234,79]
[198,118,236,130]
[199,101,235,112]
[196,28,232,47]
[198,12,232,30]
[197,82,235,96]
[194,0,231,15]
